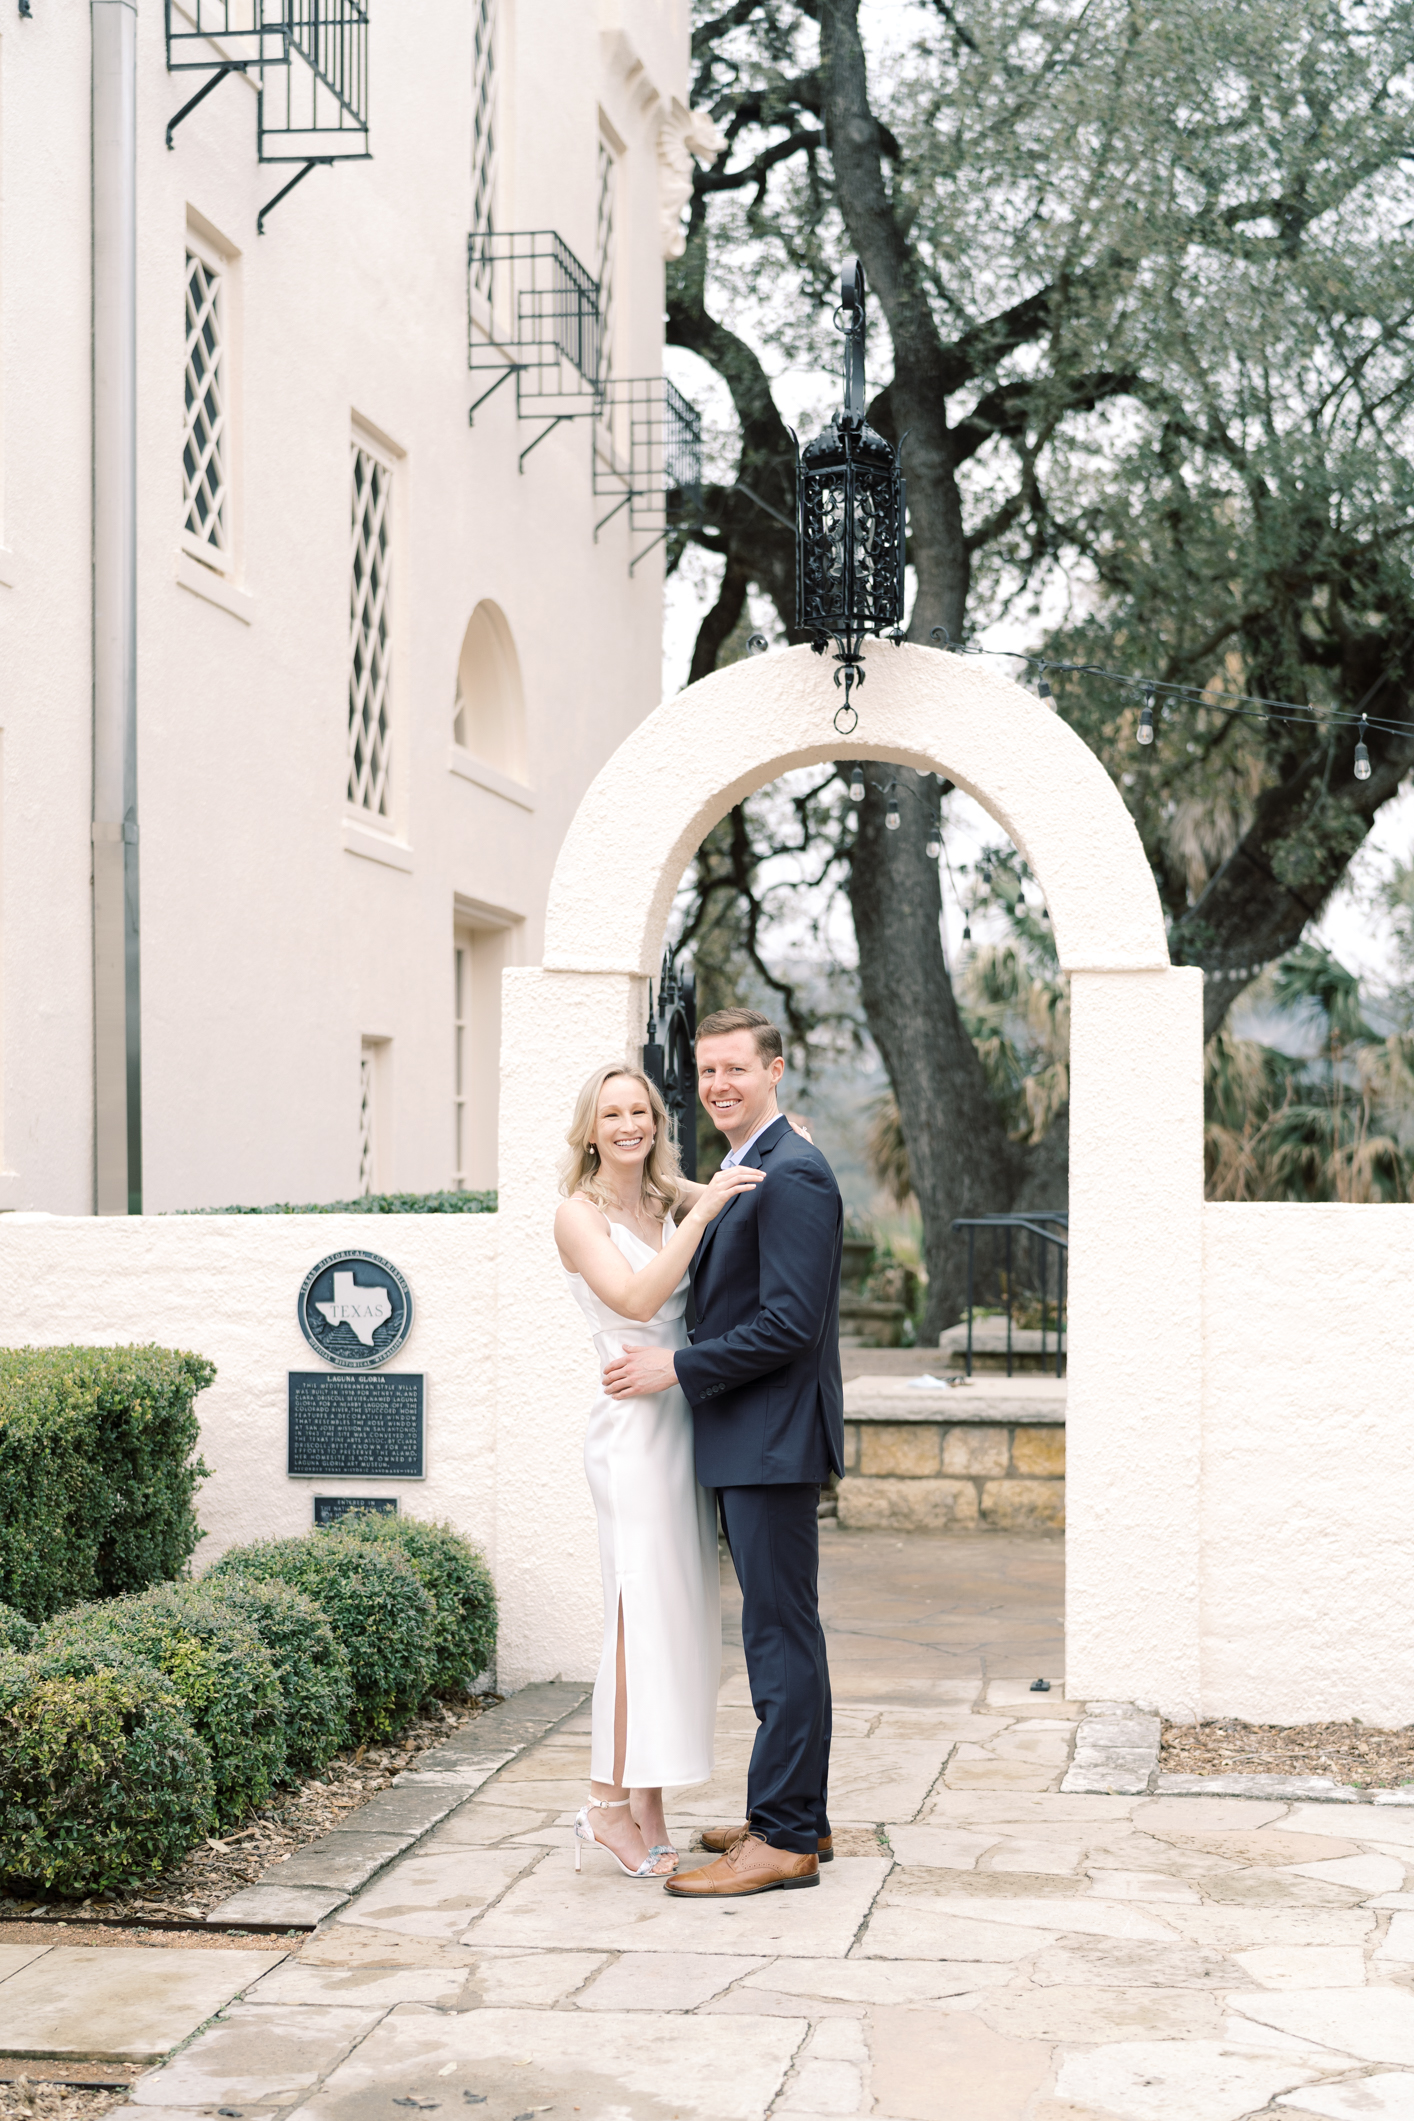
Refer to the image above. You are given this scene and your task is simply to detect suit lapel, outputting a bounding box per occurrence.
[694,1113,791,1270]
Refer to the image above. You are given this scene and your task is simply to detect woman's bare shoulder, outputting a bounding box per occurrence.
[556,1193,609,1226]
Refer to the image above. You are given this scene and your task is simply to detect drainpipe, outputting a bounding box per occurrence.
[92,0,142,1213]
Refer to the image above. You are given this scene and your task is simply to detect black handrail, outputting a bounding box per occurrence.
[949,1212,1068,1378]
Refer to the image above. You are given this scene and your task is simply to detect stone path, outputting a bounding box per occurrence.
[9,1529,1414,2118]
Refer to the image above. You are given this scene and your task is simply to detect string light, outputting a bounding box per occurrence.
[1036,663,1052,704]
[747,633,769,656]
[928,626,1406,782]
[848,765,866,802]
[925,820,942,858]
[884,782,901,831]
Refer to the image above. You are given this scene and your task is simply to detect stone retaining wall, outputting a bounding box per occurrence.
[836,1376,1066,1532]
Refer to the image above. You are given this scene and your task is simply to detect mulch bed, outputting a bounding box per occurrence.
[0,2082,135,2121]
[0,1690,498,1931]
[1161,1717,1414,1789]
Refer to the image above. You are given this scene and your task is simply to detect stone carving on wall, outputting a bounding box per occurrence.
[657,100,728,260]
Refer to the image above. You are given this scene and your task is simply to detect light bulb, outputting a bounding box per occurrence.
[747,633,769,656]
[884,782,901,831]
[962,922,972,942]
[849,768,866,802]
[1037,666,1053,703]
[1354,717,1371,780]
[1138,689,1155,745]
[1016,889,1026,909]
[926,831,941,859]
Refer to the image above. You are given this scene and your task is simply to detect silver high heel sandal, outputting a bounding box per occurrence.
[573,1796,663,1878]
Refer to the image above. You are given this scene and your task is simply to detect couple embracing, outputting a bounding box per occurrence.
[555,1008,844,1897]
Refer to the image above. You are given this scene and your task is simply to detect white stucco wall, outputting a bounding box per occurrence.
[0,1213,501,1573]
[1200,1203,1414,1725]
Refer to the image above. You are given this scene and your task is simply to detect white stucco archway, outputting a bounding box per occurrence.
[495,643,1205,1709]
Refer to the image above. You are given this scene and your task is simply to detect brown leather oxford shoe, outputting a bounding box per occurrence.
[664,1829,819,1897]
[700,1824,833,1863]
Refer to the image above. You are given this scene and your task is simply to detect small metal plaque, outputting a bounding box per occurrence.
[297,1250,413,1370]
[312,1495,399,1527]
[288,1371,425,1478]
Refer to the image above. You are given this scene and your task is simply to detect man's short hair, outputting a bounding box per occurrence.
[695,1007,784,1065]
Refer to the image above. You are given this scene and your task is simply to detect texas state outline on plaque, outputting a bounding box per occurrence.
[314,1270,392,1346]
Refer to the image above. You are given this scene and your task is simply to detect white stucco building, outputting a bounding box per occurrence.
[0,0,715,1213]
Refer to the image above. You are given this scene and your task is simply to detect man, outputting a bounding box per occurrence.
[602,1007,844,1896]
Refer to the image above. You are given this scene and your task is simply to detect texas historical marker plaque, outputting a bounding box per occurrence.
[287,1370,425,1478]
[289,1250,423,1480]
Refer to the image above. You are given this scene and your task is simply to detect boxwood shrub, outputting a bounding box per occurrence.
[0,1346,213,1622]
[208,1535,435,1740]
[38,1584,285,1826]
[332,1513,496,1693]
[201,1575,352,1775]
[0,1645,214,1895]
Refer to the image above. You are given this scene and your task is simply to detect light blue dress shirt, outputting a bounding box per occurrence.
[721,1113,779,1168]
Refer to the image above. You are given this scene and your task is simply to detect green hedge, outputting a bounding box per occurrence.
[332,1513,496,1693]
[209,1535,435,1740]
[173,1191,497,1215]
[38,1585,284,1827]
[0,1347,213,1623]
[0,1602,35,1653]
[0,1646,214,1895]
[201,1576,352,1776]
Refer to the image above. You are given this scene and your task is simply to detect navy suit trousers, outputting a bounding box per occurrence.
[719,1482,832,1853]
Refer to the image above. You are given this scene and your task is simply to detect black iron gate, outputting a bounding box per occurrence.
[642,949,697,1180]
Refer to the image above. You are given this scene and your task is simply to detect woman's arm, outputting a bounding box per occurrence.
[554,1166,764,1323]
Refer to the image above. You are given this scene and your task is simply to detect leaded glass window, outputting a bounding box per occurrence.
[596,135,616,389]
[358,1045,377,1194]
[349,443,392,816]
[183,250,228,561]
[470,0,497,298]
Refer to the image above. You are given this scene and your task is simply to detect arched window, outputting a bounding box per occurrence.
[453,600,526,781]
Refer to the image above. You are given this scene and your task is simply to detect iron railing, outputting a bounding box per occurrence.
[258,0,370,160]
[164,0,290,68]
[468,231,604,452]
[592,376,703,569]
[950,1212,1067,1377]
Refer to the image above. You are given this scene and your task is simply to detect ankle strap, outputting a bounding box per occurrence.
[587,1796,630,1809]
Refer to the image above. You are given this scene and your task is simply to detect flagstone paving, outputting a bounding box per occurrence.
[9,1529,1414,2117]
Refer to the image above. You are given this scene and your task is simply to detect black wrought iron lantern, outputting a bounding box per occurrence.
[796,259,906,733]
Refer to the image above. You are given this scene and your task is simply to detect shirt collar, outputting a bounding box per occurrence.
[722,1111,781,1167]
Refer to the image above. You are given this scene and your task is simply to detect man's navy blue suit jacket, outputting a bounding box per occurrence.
[674,1112,845,1488]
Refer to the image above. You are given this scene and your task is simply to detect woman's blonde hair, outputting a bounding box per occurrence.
[559,1063,684,1219]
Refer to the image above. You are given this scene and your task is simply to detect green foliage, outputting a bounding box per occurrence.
[38,1585,285,1827]
[1205,945,1414,1200]
[173,1192,496,1215]
[208,1534,436,1740]
[0,1346,213,1623]
[201,1575,352,1777]
[0,1603,35,1653]
[0,1648,214,1895]
[331,1513,497,1693]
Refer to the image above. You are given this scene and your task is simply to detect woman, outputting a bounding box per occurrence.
[555,1062,765,1878]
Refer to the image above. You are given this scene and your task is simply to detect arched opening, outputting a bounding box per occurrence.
[453,600,527,781]
[495,641,1206,1712]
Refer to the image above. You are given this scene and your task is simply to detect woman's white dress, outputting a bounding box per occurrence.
[565,1218,720,1788]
